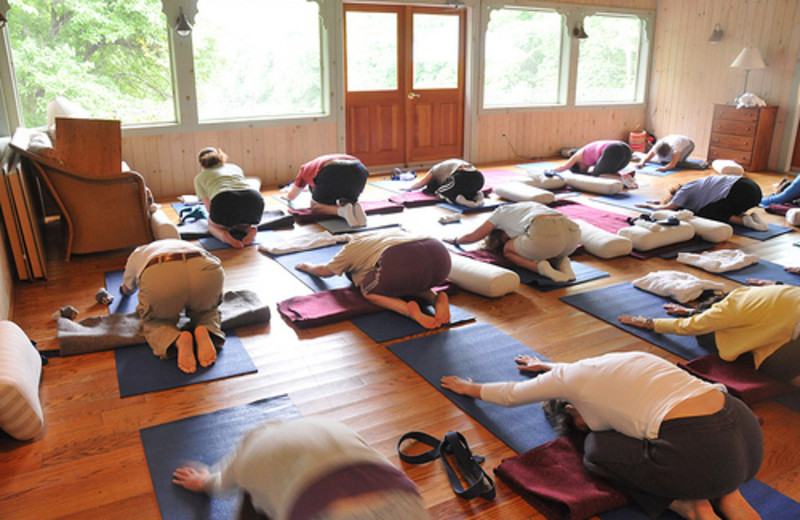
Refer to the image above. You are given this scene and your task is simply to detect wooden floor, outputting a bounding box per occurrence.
[3,163,800,519]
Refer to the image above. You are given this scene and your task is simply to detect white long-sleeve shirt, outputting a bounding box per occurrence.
[480,351,724,440]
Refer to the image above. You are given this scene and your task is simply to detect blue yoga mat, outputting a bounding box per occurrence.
[635,162,679,176]
[711,259,800,287]
[115,331,257,397]
[105,270,138,314]
[267,244,352,292]
[352,304,474,343]
[514,261,609,291]
[140,394,301,520]
[198,230,273,251]
[317,217,401,235]
[387,322,559,454]
[592,192,654,213]
[559,282,712,360]
[730,222,794,240]
[599,478,800,519]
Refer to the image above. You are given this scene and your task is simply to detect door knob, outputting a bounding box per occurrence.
[407,92,420,100]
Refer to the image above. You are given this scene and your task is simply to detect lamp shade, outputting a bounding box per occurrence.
[730,47,766,69]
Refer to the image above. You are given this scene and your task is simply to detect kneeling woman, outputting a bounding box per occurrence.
[442,351,763,520]
[406,158,485,206]
[450,201,580,282]
[295,229,451,329]
[620,283,800,385]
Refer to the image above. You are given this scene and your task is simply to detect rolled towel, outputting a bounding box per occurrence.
[677,249,759,273]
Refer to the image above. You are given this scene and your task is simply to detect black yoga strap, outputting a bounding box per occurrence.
[397,430,496,501]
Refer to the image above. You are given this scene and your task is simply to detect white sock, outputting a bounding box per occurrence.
[742,212,768,231]
[555,257,576,281]
[352,202,367,227]
[537,260,571,282]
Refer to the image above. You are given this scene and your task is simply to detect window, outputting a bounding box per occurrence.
[483,8,563,108]
[7,0,175,128]
[194,0,324,122]
[345,11,398,92]
[575,14,644,104]
[412,14,459,90]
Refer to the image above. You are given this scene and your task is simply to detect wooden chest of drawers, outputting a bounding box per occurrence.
[707,104,777,171]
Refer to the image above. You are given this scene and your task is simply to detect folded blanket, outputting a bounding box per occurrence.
[387,191,441,207]
[58,290,270,355]
[632,270,725,303]
[678,354,798,405]
[258,231,350,255]
[277,287,381,328]
[495,435,631,520]
[289,200,404,224]
[677,249,759,273]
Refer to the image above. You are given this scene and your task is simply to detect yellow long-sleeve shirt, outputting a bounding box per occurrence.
[653,285,800,368]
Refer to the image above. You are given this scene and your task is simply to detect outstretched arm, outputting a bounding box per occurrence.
[406,171,433,191]
[657,154,681,172]
[635,201,680,210]
[551,150,582,173]
[172,465,210,493]
[448,220,495,246]
[295,262,336,277]
[440,376,482,398]
[636,149,656,168]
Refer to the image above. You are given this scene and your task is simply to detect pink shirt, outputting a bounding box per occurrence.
[580,140,620,168]
[294,154,358,188]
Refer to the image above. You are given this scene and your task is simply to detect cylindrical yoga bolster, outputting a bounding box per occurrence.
[0,321,44,441]
[617,221,695,251]
[652,209,733,243]
[561,172,623,195]
[150,208,180,240]
[525,171,567,190]
[576,220,632,258]
[493,182,555,204]
[447,253,520,298]
[711,159,744,176]
[786,208,800,226]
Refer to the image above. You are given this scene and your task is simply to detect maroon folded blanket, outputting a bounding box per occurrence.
[765,203,797,216]
[551,200,630,234]
[457,248,517,270]
[495,436,631,520]
[388,191,441,207]
[678,354,798,406]
[288,200,404,223]
[277,287,382,328]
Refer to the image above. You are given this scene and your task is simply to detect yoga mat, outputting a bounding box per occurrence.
[599,479,800,520]
[551,200,630,234]
[481,168,530,189]
[140,394,301,520]
[267,244,352,292]
[437,200,508,214]
[105,270,138,314]
[515,161,562,172]
[351,304,474,343]
[591,192,654,213]
[178,210,294,239]
[115,331,257,397]
[388,191,440,207]
[635,162,679,176]
[655,238,715,259]
[387,322,559,453]
[711,260,800,287]
[560,282,712,360]
[198,230,273,251]
[369,179,417,193]
[316,217,400,235]
[730,222,794,241]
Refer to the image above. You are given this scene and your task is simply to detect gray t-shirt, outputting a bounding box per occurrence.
[669,174,740,212]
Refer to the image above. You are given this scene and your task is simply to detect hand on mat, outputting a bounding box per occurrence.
[785,266,800,275]
[662,303,696,316]
[172,463,210,492]
[515,354,552,373]
[634,200,659,209]
[618,314,654,329]
[440,376,480,398]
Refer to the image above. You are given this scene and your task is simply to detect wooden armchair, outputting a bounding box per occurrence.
[11,142,154,260]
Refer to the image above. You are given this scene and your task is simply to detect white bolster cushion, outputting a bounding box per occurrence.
[447,252,520,298]
[525,171,568,190]
[652,209,733,243]
[786,208,800,227]
[576,220,633,259]
[493,182,555,204]
[0,321,44,440]
[711,159,744,176]
[562,172,623,195]
[150,208,180,240]
[617,221,695,251]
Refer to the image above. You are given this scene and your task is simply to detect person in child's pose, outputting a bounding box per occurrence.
[549,140,636,187]
[635,134,696,172]
[406,158,485,206]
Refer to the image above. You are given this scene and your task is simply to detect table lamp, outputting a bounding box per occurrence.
[730,47,766,97]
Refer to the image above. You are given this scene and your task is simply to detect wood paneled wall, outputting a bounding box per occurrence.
[647,0,800,171]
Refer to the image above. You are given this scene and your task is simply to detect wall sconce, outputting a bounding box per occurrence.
[730,47,766,97]
[175,7,192,37]
[708,23,723,44]
[572,22,588,39]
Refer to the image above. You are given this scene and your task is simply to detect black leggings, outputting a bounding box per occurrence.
[311,161,369,205]
[209,189,265,228]
[698,332,800,382]
[697,177,762,222]
[572,142,633,175]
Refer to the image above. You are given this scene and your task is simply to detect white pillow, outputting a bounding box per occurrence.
[493,182,555,204]
[576,220,632,259]
[786,208,800,227]
[150,208,180,240]
[0,321,44,440]
[447,253,519,298]
[618,221,695,251]
[525,171,567,190]
[633,270,726,303]
[711,159,744,176]
[561,172,623,195]
[652,209,733,243]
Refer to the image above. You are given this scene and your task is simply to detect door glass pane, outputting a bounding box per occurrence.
[346,12,397,92]
[413,14,459,89]
[195,0,323,121]
[483,8,562,107]
[576,14,642,104]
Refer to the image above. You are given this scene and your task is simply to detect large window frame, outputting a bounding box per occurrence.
[479,2,652,113]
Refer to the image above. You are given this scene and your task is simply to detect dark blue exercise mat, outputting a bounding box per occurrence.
[711,259,800,287]
[140,394,301,520]
[178,210,294,240]
[591,192,654,213]
[559,282,713,360]
[635,162,679,176]
[105,269,138,314]
[730,222,794,240]
[599,478,800,520]
[437,200,508,214]
[316,217,401,235]
[115,331,257,397]
[387,322,559,454]
[351,304,474,343]
[267,244,353,292]
[515,261,609,291]
[198,230,273,251]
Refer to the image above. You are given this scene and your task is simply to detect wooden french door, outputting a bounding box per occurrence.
[344,4,466,167]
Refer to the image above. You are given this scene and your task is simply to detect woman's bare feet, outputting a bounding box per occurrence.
[176,330,197,374]
[668,498,720,520]
[195,326,217,368]
[406,300,439,329]
[434,292,450,327]
[715,490,762,520]
[241,225,258,246]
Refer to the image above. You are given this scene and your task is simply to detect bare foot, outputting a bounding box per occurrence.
[222,230,244,249]
[434,292,450,327]
[176,331,197,374]
[241,225,258,246]
[406,300,438,329]
[195,326,217,368]
[715,490,762,520]
[668,499,720,520]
